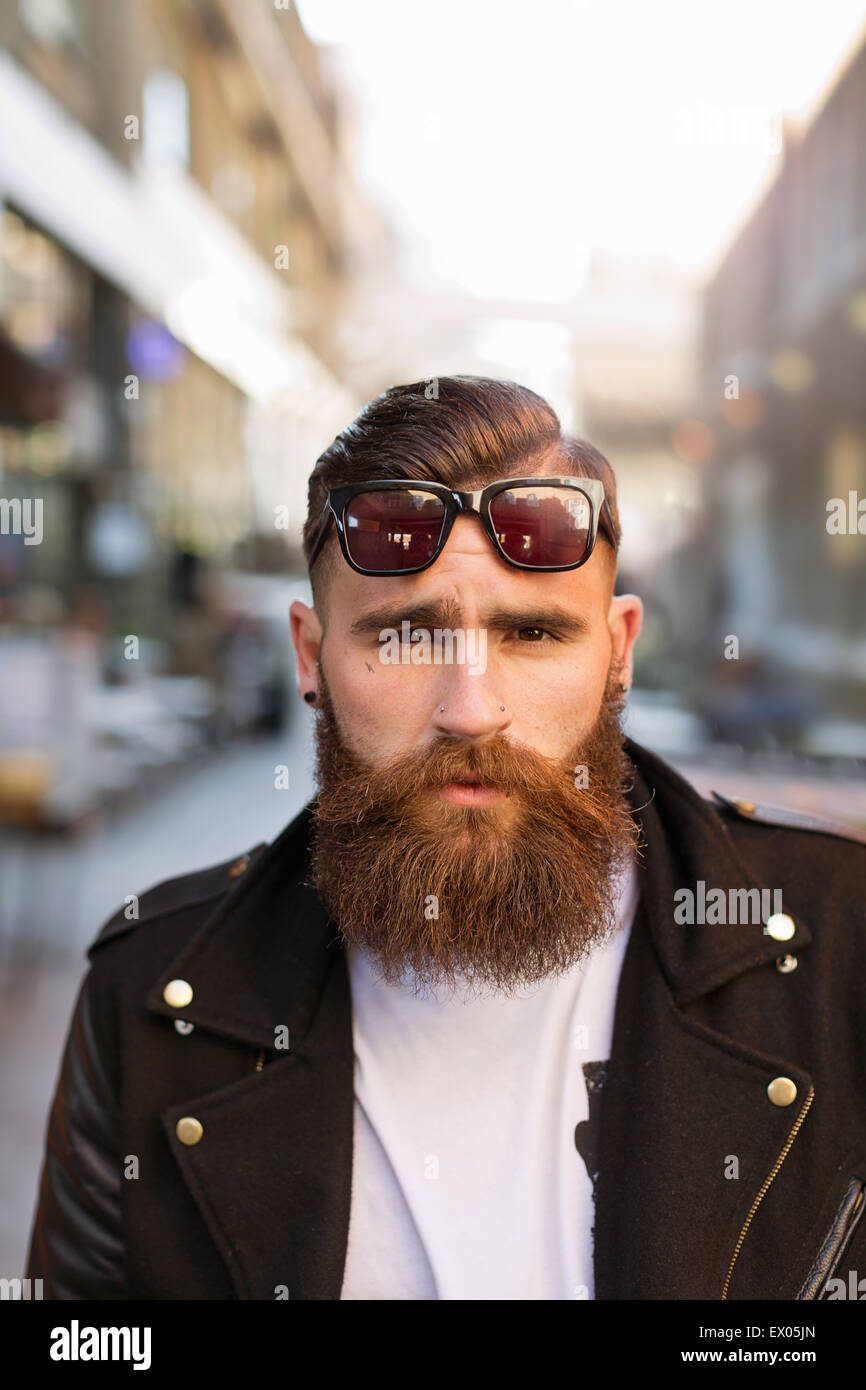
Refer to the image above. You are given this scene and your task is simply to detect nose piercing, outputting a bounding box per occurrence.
[439,703,507,712]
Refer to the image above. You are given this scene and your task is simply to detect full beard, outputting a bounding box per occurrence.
[307,668,640,996]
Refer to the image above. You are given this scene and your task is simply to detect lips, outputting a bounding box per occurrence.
[436,779,506,805]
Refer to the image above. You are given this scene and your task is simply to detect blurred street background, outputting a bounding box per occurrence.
[1,0,865,1281]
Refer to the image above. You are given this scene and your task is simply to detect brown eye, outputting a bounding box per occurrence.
[519,628,547,642]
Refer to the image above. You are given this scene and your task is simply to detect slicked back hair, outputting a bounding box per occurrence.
[303,375,621,614]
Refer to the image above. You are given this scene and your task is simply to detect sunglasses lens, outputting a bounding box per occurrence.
[488,486,592,567]
[343,489,447,571]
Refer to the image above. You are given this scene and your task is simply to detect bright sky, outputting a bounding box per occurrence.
[296,0,866,298]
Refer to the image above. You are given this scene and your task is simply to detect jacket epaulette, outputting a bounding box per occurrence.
[87,843,268,958]
[710,789,866,847]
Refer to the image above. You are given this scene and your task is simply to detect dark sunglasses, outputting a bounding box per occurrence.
[308,476,615,576]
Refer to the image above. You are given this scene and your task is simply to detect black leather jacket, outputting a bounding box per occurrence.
[26,740,866,1299]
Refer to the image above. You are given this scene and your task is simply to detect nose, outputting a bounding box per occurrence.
[432,665,512,742]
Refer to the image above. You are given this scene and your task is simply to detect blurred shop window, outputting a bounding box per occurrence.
[60,373,110,469]
[0,210,88,369]
[142,69,189,168]
[85,502,152,579]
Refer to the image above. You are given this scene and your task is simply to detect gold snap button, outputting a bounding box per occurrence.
[163,979,193,1008]
[176,1117,203,1146]
[765,913,795,941]
[767,1076,797,1107]
[228,855,250,879]
[776,954,798,974]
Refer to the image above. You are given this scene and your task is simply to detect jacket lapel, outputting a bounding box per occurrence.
[593,742,815,1299]
[146,806,355,1300]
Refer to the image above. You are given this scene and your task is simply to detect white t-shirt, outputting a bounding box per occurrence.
[340,858,639,1300]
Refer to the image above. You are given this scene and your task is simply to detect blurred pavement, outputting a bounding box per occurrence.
[0,723,316,1282]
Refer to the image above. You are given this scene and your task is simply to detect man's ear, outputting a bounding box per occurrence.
[607,593,643,687]
[290,600,323,698]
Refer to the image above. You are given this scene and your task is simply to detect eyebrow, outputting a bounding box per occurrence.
[348,600,591,638]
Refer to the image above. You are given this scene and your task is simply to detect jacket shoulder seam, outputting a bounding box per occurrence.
[86,845,266,957]
[709,790,866,848]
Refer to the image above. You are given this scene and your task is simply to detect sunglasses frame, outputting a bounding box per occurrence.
[309,476,613,576]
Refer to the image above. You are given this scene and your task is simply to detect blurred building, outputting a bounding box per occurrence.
[327,252,701,614]
[700,34,866,738]
[0,0,385,619]
[0,0,389,827]
[568,253,703,678]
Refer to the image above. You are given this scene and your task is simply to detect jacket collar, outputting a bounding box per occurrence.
[621,737,810,1005]
[145,803,339,1052]
[146,738,812,1046]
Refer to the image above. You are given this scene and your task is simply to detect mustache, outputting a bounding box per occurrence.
[326,735,569,797]
[313,709,630,837]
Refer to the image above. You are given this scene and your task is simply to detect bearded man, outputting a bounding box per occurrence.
[27,377,866,1302]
